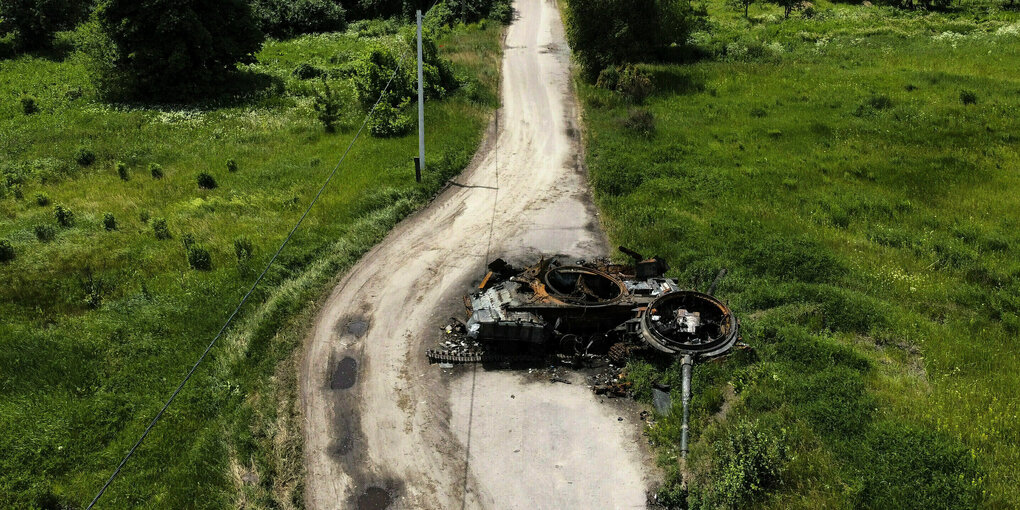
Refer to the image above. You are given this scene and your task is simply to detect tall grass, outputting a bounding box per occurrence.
[576,0,1019,507]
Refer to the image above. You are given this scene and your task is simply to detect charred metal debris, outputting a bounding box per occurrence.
[429,246,745,456]
[428,246,740,365]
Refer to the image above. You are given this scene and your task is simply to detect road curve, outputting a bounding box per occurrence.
[300,0,653,508]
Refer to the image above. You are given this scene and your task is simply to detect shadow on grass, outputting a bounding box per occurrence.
[645,66,708,96]
[102,69,286,112]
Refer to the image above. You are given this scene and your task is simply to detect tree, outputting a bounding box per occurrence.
[250,0,346,39]
[0,0,91,50]
[729,0,756,18]
[95,0,263,99]
[563,0,695,81]
[769,0,798,17]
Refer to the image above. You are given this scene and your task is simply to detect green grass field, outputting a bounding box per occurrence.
[0,20,502,508]
[576,1,1020,507]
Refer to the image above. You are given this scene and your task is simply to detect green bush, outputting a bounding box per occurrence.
[149,163,163,179]
[139,210,150,223]
[564,0,697,80]
[234,236,254,261]
[116,161,129,181]
[196,172,218,189]
[960,89,977,105]
[35,193,50,206]
[152,218,171,240]
[617,65,653,103]
[690,420,788,508]
[20,95,38,114]
[312,79,343,133]
[54,204,74,227]
[187,245,212,270]
[34,224,56,242]
[352,34,457,109]
[251,0,346,38]
[103,212,117,231]
[428,0,514,27]
[74,146,96,167]
[0,239,15,262]
[226,159,238,173]
[95,0,264,99]
[368,93,413,137]
[0,0,91,50]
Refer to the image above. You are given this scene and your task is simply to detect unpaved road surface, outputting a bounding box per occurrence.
[300,0,654,507]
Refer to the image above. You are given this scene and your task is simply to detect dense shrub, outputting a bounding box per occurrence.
[35,193,50,206]
[428,0,514,27]
[312,79,343,133]
[368,94,413,137]
[345,0,414,21]
[35,224,56,242]
[689,420,788,508]
[352,32,457,109]
[0,0,92,50]
[74,146,96,167]
[187,245,212,270]
[196,172,218,189]
[103,212,117,231]
[622,108,655,136]
[226,159,238,173]
[251,0,346,39]
[960,89,977,105]
[54,205,75,227]
[0,239,15,262]
[152,218,171,239]
[564,0,697,80]
[617,65,653,103]
[21,95,38,114]
[149,163,163,179]
[116,161,129,181]
[95,0,263,99]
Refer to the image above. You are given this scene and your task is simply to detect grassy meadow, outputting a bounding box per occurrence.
[575,1,1020,508]
[0,20,502,508]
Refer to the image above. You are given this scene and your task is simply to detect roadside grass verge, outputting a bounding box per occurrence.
[0,20,503,508]
[576,1,1019,507]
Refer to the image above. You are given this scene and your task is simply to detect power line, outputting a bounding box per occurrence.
[85,2,445,505]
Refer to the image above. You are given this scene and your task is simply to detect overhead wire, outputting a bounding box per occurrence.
[86,2,443,507]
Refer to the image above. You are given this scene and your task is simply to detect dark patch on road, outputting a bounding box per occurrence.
[357,486,393,510]
[332,357,358,390]
[335,429,355,456]
[348,319,370,337]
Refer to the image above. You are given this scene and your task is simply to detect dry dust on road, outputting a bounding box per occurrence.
[300,0,656,507]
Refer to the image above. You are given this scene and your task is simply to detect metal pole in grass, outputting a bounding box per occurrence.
[415,8,425,183]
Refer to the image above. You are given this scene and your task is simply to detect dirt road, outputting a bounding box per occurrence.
[300,0,654,507]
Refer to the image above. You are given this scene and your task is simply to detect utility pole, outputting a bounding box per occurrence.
[414,8,425,183]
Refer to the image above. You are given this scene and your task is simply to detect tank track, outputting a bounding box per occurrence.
[426,348,544,365]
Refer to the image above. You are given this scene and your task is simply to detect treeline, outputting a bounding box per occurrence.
[0,0,510,99]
